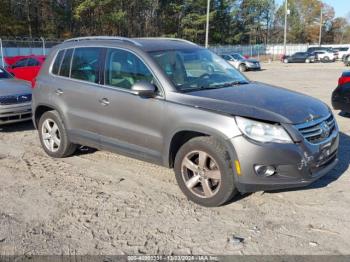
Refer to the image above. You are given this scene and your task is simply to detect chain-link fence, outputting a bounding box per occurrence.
[209,44,309,61]
[0,37,63,66]
[210,43,350,61]
[1,37,349,67]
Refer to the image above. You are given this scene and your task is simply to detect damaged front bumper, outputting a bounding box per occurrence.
[227,122,339,193]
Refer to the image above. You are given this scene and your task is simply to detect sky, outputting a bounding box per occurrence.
[275,0,349,18]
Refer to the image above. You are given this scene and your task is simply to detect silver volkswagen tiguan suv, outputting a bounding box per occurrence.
[32,37,339,207]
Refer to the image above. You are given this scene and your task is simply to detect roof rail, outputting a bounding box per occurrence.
[137,37,197,46]
[64,36,142,46]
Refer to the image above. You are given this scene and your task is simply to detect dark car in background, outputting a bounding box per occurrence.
[283,52,315,63]
[332,71,350,113]
[0,67,32,125]
[6,55,46,87]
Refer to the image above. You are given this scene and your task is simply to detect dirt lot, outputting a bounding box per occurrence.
[0,62,349,256]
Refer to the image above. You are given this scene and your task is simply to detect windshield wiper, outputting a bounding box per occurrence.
[207,80,249,89]
[181,80,249,92]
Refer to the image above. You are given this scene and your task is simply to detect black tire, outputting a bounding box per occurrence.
[322,56,330,63]
[345,56,350,66]
[38,110,77,158]
[174,137,238,207]
[283,58,289,64]
[239,64,247,72]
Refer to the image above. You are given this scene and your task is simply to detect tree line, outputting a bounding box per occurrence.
[0,0,349,45]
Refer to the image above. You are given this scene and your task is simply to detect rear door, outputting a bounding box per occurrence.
[95,47,166,164]
[50,47,104,148]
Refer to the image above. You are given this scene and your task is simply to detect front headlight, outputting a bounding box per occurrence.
[235,116,293,143]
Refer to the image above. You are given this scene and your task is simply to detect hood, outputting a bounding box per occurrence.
[168,82,330,125]
[0,78,32,96]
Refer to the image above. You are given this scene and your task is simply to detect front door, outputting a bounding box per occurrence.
[96,48,166,164]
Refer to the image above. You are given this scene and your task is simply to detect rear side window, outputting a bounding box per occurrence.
[52,50,64,75]
[60,49,73,77]
[71,47,102,84]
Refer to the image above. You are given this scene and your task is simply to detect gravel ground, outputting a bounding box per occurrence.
[0,62,349,255]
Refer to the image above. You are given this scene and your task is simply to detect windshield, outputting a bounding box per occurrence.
[149,49,249,92]
[0,67,13,79]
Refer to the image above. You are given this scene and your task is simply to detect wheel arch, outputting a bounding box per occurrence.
[166,127,238,168]
[34,103,64,129]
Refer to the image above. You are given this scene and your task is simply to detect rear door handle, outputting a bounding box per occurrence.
[55,89,64,95]
[99,98,110,106]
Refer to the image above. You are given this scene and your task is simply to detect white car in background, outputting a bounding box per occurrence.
[312,50,336,62]
[333,47,350,61]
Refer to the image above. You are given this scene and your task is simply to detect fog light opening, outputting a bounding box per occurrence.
[254,165,276,177]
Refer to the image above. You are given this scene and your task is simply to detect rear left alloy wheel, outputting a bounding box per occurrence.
[174,137,237,207]
[38,111,77,158]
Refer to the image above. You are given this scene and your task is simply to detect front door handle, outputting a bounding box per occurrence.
[55,89,64,96]
[99,98,110,106]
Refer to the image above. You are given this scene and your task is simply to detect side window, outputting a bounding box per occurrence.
[222,55,231,60]
[13,58,28,68]
[71,47,102,83]
[232,54,240,60]
[52,50,64,75]
[27,58,40,66]
[59,49,73,77]
[105,48,154,90]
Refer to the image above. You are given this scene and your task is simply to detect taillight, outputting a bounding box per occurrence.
[339,76,350,86]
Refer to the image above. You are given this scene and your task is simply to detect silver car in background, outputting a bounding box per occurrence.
[0,67,32,125]
[221,53,261,72]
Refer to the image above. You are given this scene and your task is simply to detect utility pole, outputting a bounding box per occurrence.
[283,0,288,55]
[319,2,323,46]
[205,0,210,48]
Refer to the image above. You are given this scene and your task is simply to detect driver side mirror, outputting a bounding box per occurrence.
[131,81,157,98]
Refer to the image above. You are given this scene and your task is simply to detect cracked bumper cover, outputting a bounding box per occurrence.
[226,127,339,193]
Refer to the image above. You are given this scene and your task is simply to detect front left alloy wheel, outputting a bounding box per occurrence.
[174,137,238,207]
[38,111,77,158]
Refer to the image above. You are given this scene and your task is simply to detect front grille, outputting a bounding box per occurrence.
[0,94,32,105]
[297,115,336,144]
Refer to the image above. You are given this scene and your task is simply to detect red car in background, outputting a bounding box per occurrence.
[6,55,45,87]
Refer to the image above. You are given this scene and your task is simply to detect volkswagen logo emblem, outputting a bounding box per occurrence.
[319,121,330,138]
